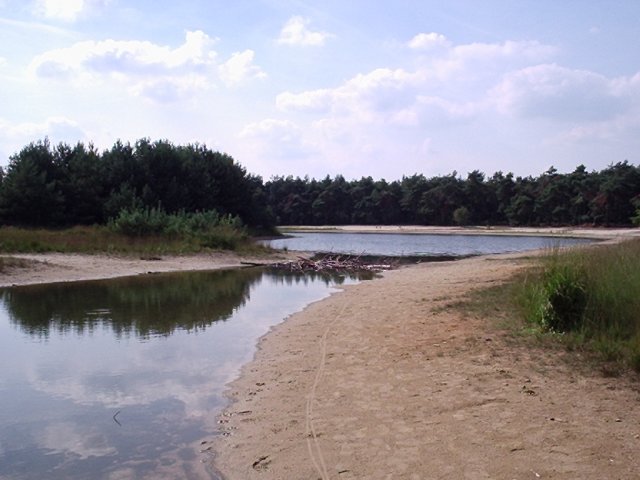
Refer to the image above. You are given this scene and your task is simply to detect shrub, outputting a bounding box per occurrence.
[109,206,170,236]
[107,206,247,250]
[539,265,586,332]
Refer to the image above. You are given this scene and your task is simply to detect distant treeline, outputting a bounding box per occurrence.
[264,164,640,227]
[1,138,639,229]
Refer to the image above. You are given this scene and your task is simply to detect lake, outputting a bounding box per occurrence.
[0,269,364,480]
[262,231,594,256]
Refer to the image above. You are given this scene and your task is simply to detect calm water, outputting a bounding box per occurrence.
[0,269,363,480]
[263,231,593,256]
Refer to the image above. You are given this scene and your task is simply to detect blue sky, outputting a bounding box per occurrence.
[1,0,639,180]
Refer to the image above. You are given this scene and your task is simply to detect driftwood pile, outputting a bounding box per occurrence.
[266,255,391,273]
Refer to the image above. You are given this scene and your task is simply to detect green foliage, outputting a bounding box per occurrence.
[0,224,251,254]
[265,162,640,227]
[0,138,274,231]
[631,197,640,227]
[538,263,586,332]
[107,207,247,249]
[517,239,640,371]
[452,206,470,226]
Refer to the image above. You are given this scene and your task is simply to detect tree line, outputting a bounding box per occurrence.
[264,164,640,227]
[0,138,639,230]
[0,139,273,231]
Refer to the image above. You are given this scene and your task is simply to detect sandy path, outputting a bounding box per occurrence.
[212,253,640,479]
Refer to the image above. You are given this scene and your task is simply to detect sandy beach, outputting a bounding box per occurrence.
[209,229,640,480]
[1,228,639,479]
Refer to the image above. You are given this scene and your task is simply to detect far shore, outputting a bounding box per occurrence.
[279,224,640,239]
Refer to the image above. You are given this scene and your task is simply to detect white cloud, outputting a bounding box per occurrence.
[278,68,425,119]
[492,63,629,121]
[1,116,85,141]
[236,118,320,176]
[0,116,88,161]
[246,33,620,178]
[240,118,299,139]
[276,89,332,112]
[275,37,557,124]
[277,16,333,46]
[431,40,557,81]
[408,32,450,50]
[239,118,311,157]
[27,31,269,101]
[33,0,85,21]
[218,49,266,87]
[31,30,217,80]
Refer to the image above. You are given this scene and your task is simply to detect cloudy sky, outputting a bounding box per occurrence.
[1,0,639,180]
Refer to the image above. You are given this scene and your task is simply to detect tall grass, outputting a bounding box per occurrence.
[518,239,640,371]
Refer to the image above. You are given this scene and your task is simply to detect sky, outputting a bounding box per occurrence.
[1,0,639,181]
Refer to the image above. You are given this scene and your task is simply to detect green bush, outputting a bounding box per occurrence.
[109,207,243,237]
[539,265,586,332]
[109,206,170,236]
[107,207,248,250]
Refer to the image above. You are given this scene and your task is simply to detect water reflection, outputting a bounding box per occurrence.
[2,269,262,339]
[1,269,360,340]
[0,269,362,480]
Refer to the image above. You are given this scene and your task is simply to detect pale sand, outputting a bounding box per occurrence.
[212,236,640,479]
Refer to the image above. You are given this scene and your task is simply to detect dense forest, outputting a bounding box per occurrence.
[0,138,639,229]
[265,164,640,227]
[0,139,273,231]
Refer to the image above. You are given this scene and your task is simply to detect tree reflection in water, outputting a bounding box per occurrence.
[0,268,373,339]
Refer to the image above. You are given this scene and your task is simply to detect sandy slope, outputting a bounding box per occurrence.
[212,251,640,479]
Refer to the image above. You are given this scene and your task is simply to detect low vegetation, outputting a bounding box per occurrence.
[457,239,640,374]
[107,207,248,249]
[516,239,640,371]
[0,222,261,255]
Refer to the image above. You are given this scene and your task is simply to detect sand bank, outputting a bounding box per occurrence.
[0,251,285,288]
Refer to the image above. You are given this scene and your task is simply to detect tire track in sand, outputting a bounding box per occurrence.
[306,301,349,480]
